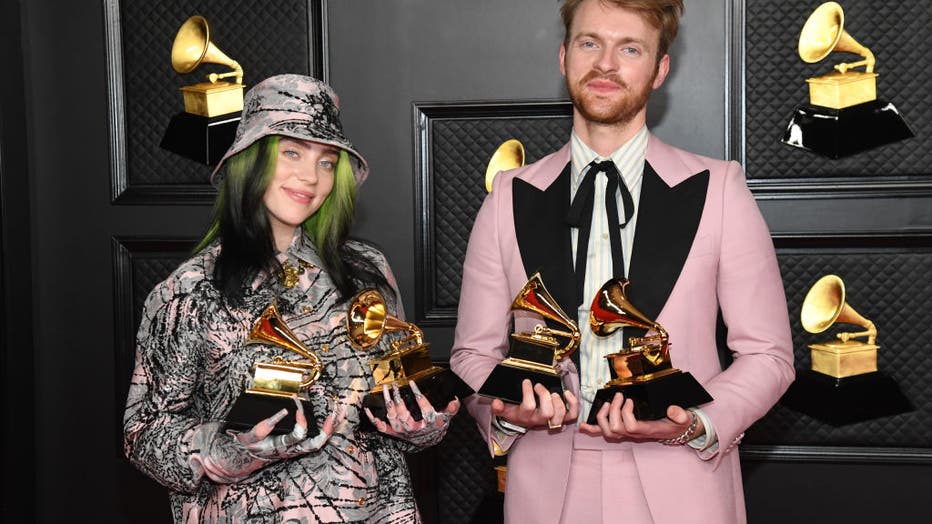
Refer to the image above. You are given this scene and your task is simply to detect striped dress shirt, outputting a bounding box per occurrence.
[569,127,648,418]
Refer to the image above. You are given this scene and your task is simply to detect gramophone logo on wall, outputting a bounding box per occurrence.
[159,15,243,165]
[780,2,914,159]
[780,275,913,426]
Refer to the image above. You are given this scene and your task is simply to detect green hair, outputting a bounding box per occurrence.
[197,136,385,303]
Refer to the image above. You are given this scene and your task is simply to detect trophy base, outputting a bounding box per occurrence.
[780,98,914,159]
[359,367,473,431]
[477,362,563,405]
[585,370,712,423]
[159,111,240,165]
[224,393,319,437]
[781,369,913,426]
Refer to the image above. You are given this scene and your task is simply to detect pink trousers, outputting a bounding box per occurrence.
[559,448,654,524]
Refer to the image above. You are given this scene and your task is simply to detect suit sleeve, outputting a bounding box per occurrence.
[701,161,795,464]
[449,173,520,456]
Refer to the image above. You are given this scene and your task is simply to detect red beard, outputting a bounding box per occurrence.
[568,69,654,126]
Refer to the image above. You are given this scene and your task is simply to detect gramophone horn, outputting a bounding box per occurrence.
[247,303,322,387]
[485,139,525,193]
[511,272,580,360]
[798,2,874,73]
[800,274,876,344]
[347,289,424,350]
[171,15,243,83]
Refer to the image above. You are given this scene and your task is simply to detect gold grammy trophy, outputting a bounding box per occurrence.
[781,274,911,425]
[160,15,243,164]
[781,2,912,158]
[801,274,878,378]
[347,289,471,425]
[477,273,581,404]
[586,277,712,422]
[224,303,323,436]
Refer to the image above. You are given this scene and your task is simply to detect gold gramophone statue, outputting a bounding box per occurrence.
[781,2,912,158]
[586,277,712,422]
[347,289,471,424]
[801,274,878,378]
[477,273,580,404]
[160,15,243,165]
[780,274,912,425]
[224,303,322,436]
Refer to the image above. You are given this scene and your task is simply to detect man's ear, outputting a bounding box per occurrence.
[653,54,670,89]
[559,42,567,77]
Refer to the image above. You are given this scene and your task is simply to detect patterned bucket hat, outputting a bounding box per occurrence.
[210,74,369,186]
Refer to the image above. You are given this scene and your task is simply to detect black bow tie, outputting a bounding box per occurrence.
[565,160,635,305]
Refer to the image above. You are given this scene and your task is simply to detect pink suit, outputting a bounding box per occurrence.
[450,135,795,523]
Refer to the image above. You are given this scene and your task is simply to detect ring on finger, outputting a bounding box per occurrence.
[547,420,563,430]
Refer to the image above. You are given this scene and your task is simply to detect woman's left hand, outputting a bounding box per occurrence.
[364,382,460,447]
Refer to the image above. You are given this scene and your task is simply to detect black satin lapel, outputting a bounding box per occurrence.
[513,163,576,320]
[625,163,709,338]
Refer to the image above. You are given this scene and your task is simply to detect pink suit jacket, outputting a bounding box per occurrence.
[450,135,795,524]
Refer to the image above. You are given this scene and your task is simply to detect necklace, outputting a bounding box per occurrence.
[276,259,316,288]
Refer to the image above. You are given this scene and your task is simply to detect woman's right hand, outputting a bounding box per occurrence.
[196,397,338,484]
[236,396,337,459]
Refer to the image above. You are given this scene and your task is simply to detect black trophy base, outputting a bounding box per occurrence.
[781,370,913,426]
[586,371,713,423]
[477,363,563,405]
[780,98,914,159]
[359,368,473,432]
[224,393,318,437]
[160,111,240,165]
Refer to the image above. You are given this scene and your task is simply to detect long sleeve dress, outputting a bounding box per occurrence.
[124,231,429,523]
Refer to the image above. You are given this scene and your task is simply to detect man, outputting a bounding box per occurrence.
[449,1,795,523]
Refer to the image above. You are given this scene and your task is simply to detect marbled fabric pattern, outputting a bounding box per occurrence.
[124,232,424,523]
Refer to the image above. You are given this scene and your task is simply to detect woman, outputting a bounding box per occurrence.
[124,74,459,523]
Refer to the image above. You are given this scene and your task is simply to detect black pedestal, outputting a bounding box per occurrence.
[781,99,914,159]
[160,111,240,165]
[359,367,473,431]
[477,363,563,405]
[585,371,713,423]
[781,370,913,426]
[224,393,318,436]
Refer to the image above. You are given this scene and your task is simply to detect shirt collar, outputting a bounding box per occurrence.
[570,126,649,195]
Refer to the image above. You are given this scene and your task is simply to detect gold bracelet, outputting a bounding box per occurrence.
[658,409,699,446]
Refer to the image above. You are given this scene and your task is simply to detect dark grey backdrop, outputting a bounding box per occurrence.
[2,0,930,523]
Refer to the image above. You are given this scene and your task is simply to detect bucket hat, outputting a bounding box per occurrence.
[211,74,369,186]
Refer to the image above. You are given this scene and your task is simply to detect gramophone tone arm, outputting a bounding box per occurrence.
[272,356,323,389]
[207,60,244,84]
[537,326,581,360]
[836,320,877,345]
[833,50,875,74]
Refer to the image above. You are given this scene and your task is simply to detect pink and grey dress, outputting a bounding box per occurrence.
[124,232,432,523]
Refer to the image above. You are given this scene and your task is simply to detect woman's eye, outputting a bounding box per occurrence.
[283,149,299,159]
[319,159,335,169]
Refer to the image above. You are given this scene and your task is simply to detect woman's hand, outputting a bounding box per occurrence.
[364,382,460,447]
[197,396,338,484]
[236,396,337,458]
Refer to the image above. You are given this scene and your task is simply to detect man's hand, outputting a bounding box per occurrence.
[491,379,579,430]
[578,392,703,441]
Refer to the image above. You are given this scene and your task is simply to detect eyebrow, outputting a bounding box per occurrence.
[280,138,339,155]
[573,32,649,48]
